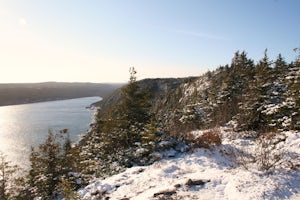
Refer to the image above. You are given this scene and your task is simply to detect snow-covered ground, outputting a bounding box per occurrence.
[79,129,300,200]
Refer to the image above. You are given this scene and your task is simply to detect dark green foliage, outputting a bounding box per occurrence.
[238,50,272,131]
[80,67,159,177]
[115,68,152,130]
[141,117,158,146]
[28,129,81,199]
[93,50,298,140]
[217,51,255,125]
[286,61,300,130]
[199,50,299,133]
[0,152,23,200]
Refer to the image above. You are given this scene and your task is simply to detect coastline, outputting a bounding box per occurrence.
[0,96,102,169]
[76,98,102,146]
[0,96,101,107]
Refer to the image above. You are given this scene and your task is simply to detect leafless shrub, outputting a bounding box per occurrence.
[229,147,255,170]
[285,153,300,170]
[255,133,286,171]
[232,132,299,172]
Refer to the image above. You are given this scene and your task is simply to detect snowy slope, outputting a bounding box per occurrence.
[79,129,300,200]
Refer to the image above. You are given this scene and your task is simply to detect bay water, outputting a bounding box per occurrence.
[0,96,101,167]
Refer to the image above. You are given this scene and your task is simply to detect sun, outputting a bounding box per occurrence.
[18,18,28,26]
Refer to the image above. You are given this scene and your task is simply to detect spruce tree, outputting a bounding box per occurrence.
[210,51,254,127]
[84,67,156,176]
[100,67,151,149]
[0,152,22,200]
[111,67,152,147]
[285,61,300,130]
[226,51,254,119]
[238,50,272,131]
[28,129,77,199]
[264,54,288,129]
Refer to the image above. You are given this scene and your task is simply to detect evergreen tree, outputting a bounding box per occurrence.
[285,61,300,130]
[209,51,254,127]
[0,152,23,200]
[105,67,152,148]
[28,129,77,199]
[81,67,158,176]
[118,67,151,127]
[263,54,289,129]
[238,50,272,131]
[225,51,254,119]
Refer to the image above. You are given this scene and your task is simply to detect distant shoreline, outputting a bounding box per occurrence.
[0,96,101,107]
[0,82,123,107]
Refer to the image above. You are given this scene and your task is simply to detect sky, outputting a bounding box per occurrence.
[0,0,299,83]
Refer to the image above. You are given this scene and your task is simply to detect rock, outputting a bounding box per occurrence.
[185,179,210,186]
[153,189,177,197]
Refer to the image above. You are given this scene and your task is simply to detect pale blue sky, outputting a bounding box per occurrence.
[0,0,299,83]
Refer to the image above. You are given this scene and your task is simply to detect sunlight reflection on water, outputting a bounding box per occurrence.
[0,97,100,168]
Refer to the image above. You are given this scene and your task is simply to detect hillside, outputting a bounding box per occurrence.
[96,52,299,134]
[95,77,198,119]
[11,52,299,199]
[0,82,123,106]
[77,52,299,199]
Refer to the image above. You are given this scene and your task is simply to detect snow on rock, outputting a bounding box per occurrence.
[78,130,300,200]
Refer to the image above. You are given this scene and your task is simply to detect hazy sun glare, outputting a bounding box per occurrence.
[0,3,201,83]
[1,1,299,83]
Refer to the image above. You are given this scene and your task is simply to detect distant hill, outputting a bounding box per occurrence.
[0,82,123,106]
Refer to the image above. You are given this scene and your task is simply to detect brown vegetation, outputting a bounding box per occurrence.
[187,128,222,149]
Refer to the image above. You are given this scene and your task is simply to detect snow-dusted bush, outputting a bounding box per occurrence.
[255,132,286,171]
[232,131,300,172]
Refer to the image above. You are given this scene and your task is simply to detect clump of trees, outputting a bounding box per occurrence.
[151,49,299,140]
[101,67,153,149]
[27,129,82,199]
[0,129,85,199]
[79,67,160,176]
[191,50,300,133]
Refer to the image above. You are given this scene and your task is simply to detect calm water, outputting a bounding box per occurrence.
[0,97,101,167]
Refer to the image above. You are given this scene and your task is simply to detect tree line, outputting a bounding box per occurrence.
[203,50,299,132]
